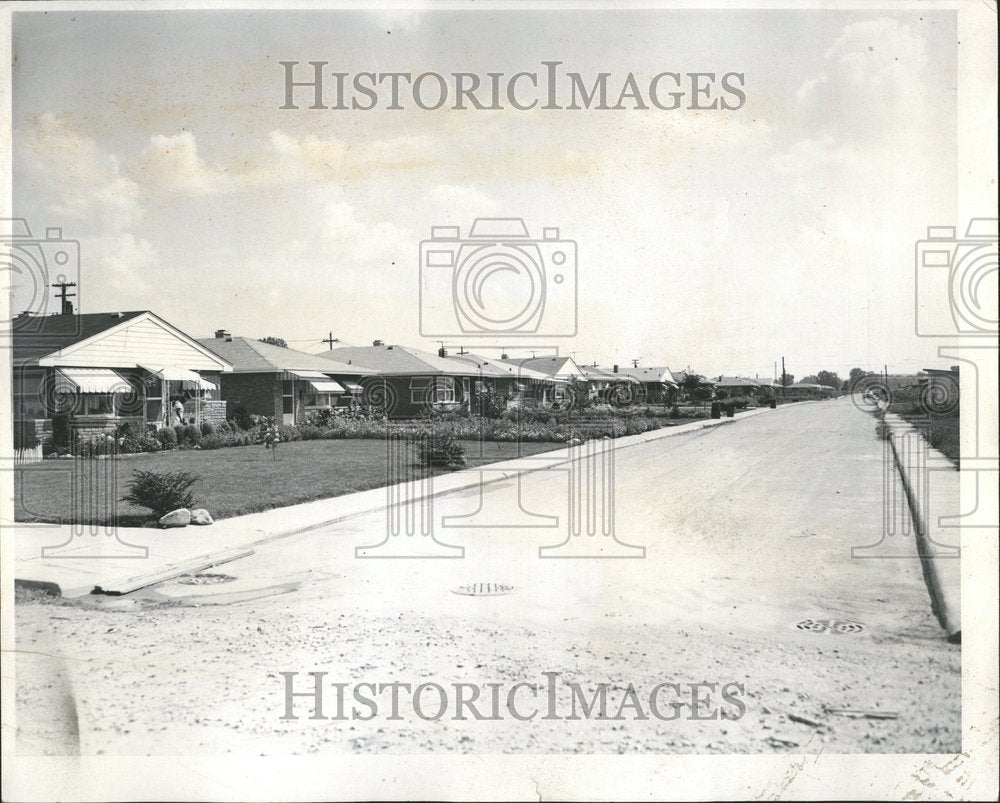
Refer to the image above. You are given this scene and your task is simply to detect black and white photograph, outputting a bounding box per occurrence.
[1,1,997,800]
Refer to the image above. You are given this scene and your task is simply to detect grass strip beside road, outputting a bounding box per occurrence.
[14,439,561,527]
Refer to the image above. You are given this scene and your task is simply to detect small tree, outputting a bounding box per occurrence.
[258,337,288,348]
[261,417,280,459]
[121,470,198,517]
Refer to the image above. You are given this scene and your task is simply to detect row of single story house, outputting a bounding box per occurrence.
[9,302,842,441]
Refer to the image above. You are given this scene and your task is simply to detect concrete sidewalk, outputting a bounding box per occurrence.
[13,406,777,597]
[881,412,962,641]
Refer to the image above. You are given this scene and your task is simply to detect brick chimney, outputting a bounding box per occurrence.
[214,329,230,339]
[373,339,384,346]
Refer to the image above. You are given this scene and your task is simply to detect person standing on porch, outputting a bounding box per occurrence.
[172,398,184,425]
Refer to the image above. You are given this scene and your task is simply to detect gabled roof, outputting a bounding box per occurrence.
[607,365,676,385]
[197,337,372,375]
[15,310,232,371]
[320,344,487,376]
[13,311,147,363]
[671,370,716,385]
[579,365,642,384]
[500,355,585,378]
[715,376,769,387]
[448,353,555,381]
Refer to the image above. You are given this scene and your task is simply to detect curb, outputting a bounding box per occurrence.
[15,407,777,596]
[882,413,961,642]
[237,406,775,546]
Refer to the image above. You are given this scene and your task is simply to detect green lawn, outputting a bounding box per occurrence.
[14,439,561,526]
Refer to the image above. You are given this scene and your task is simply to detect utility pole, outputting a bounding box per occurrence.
[52,280,77,315]
[781,356,787,397]
[632,359,639,367]
[321,331,338,350]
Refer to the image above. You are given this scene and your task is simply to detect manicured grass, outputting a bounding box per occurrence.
[13,439,562,526]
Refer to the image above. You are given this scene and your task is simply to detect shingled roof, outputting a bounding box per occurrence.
[197,336,372,375]
[320,344,491,376]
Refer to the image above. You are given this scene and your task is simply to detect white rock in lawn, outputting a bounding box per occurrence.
[159,508,192,528]
[190,508,214,525]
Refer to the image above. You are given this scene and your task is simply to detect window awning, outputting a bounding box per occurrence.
[308,379,345,393]
[54,368,130,394]
[342,381,364,395]
[141,365,216,390]
[290,370,329,379]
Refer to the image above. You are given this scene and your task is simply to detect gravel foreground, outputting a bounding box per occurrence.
[15,582,960,756]
[14,401,962,756]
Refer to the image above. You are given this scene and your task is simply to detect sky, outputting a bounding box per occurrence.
[11,8,960,380]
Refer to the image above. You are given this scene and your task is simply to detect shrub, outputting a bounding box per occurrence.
[156,427,178,450]
[180,424,201,446]
[121,469,198,517]
[230,402,252,431]
[308,408,336,427]
[478,389,509,419]
[51,414,71,449]
[418,431,466,466]
[14,420,40,451]
[200,421,215,437]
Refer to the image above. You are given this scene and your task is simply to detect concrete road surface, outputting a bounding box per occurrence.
[16,398,960,755]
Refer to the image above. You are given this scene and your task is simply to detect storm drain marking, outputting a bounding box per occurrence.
[795,618,865,635]
[176,573,238,586]
[452,582,515,597]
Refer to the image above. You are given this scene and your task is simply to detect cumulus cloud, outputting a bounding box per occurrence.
[17,112,144,232]
[322,201,411,263]
[133,131,233,196]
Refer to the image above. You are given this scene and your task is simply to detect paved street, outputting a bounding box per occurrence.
[16,399,961,755]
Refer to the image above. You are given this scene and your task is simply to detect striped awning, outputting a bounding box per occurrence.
[54,368,130,394]
[141,365,216,390]
[308,379,345,393]
[341,381,364,395]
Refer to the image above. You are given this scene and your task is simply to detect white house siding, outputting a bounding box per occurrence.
[38,316,228,371]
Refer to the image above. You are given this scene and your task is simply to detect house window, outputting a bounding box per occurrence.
[306,392,333,407]
[282,380,294,415]
[435,377,456,403]
[80,394,115,415]
[409,377,455,404]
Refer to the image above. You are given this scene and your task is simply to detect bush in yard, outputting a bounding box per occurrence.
[156,427,178,450]
[417,431,466,467]
[14,420,40,451]
[51,414,71,449]
[200,421,215,437]
[179,424,201,446]
[230,402,252,431]
[478,389,509,419]
[121,470,198,517]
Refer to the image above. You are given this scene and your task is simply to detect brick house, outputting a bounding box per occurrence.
[578,364,645,404]
[449,353,568,408]
[320,342,510,418]
[13,309,232,446]
[197,332,375,425]
[608,365,677,404]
